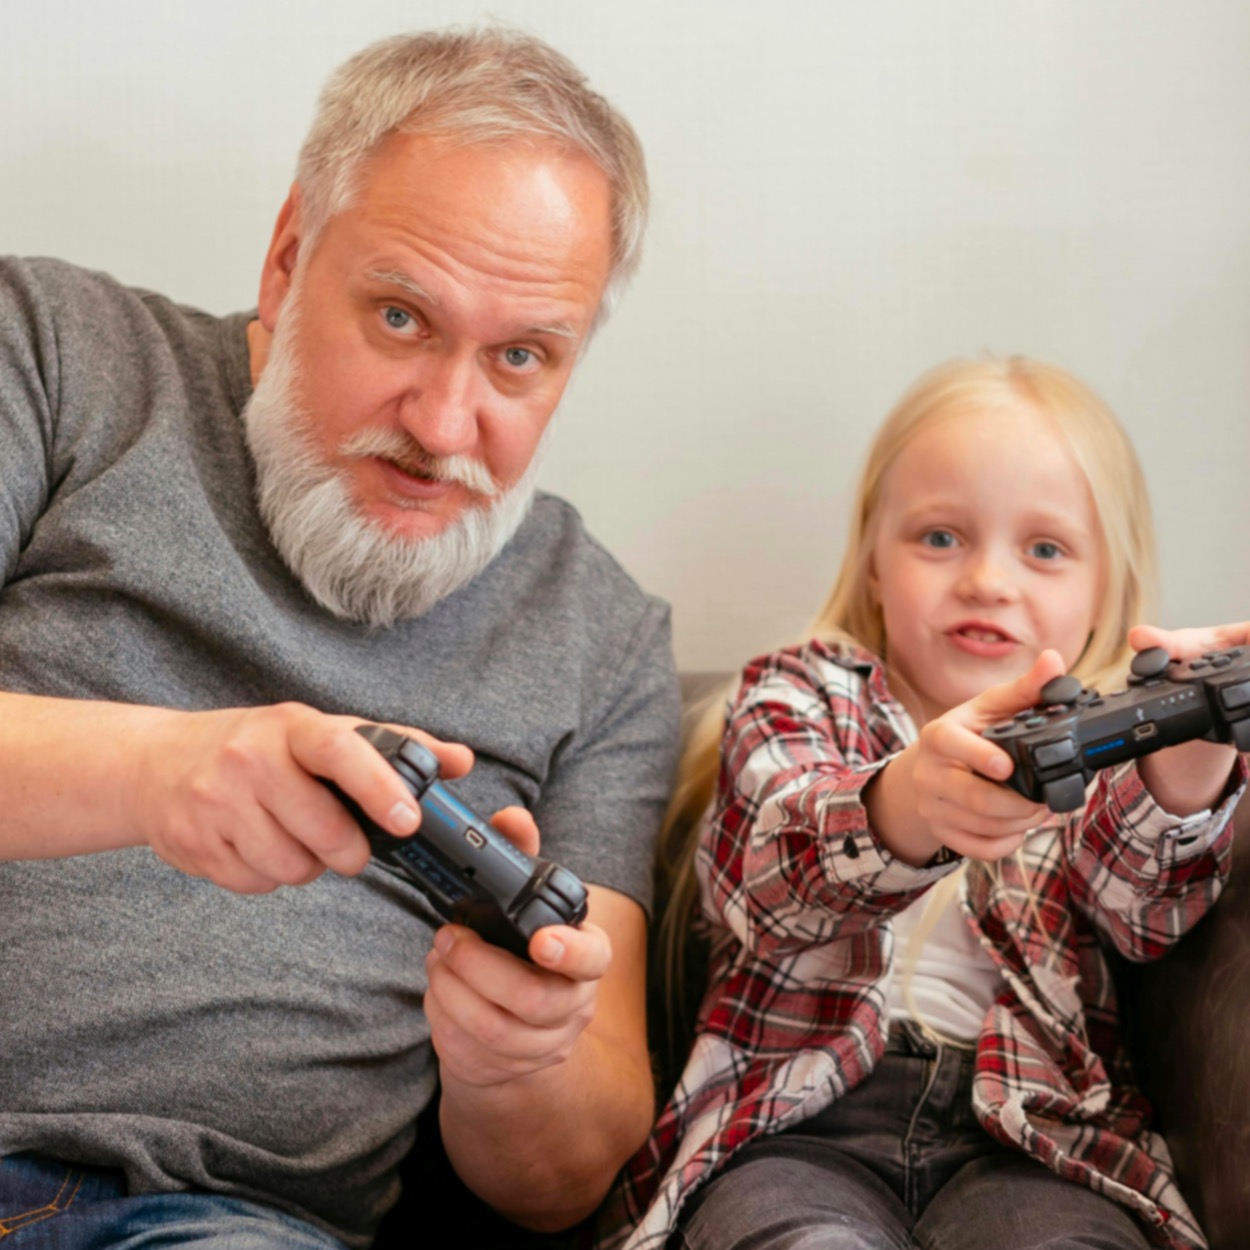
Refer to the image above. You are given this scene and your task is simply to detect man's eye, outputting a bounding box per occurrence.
[382,306,414,332]
[920,529,957,550]
[1030,540,1064,561]
[501,346,536,370]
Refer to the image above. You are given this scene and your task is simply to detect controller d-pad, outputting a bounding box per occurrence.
[1039,675,1083,706]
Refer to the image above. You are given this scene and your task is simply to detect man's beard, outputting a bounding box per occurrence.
[242,300,547,628]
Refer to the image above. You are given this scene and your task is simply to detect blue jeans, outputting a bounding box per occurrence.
[0,1154,347,1250]
[675,1021,1152,1250]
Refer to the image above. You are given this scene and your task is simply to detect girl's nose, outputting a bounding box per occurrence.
[957,556,1019,604]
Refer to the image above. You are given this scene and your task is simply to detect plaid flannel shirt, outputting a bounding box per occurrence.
[599,640,1246,1250]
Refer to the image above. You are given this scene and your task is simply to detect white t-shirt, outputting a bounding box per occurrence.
[885,873,1005,1043]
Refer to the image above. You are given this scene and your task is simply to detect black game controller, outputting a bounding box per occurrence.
[983,646,1250,812]
[327,724,588,960]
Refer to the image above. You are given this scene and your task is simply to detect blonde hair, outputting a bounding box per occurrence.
[655,356,1159,1065]
[295,27,648,318]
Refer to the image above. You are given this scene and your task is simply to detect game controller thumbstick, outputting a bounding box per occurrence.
[1039,674,1084,706]
[1128,646,1171,684]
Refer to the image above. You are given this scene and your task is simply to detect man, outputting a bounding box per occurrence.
[0,28,678,1249]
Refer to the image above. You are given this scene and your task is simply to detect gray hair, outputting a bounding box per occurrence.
[295,27,648,317]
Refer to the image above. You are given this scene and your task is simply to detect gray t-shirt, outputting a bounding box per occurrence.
[0,257,680,1245]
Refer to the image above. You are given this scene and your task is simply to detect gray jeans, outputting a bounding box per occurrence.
[674,1021,1152,1250]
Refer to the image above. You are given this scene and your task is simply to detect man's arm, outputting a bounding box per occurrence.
[431,862,653,1231]
[0,689,470,889]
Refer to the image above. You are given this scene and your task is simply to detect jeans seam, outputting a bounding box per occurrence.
[0,1168,85,1237]
[900,1045,943,1217]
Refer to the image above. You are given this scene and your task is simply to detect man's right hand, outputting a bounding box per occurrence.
[127,703,473,894]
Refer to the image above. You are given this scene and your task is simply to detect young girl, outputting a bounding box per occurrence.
[604,357,1247,1250]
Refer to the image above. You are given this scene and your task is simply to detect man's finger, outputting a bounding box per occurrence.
[489,805,541,857]
[393,725,475,779]
[528,921,611,983]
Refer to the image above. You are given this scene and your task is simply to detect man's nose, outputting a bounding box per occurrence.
[396,353,480,457]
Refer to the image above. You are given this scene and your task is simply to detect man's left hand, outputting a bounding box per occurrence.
[424,806,611,1088]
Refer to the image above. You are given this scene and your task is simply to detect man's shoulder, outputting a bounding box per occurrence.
[1,255,158,314]
[0,256,225,353]
[502,492,671,632]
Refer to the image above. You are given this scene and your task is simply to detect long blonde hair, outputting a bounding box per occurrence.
[654,356,1159,1069]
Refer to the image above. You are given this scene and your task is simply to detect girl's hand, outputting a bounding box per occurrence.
[1127,621,1243,815]
[868,651,1066,865]
[1129,619,1250,660]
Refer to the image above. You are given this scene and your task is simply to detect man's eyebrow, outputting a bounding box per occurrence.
[365,266,580,340]
[366,268,438,305]
[364,267,578,341]
[528,320,577,340]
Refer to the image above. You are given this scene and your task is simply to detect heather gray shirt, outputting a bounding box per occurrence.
[0,257,680,1245]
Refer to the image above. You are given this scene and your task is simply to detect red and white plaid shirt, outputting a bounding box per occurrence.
[599,640,1246,1250]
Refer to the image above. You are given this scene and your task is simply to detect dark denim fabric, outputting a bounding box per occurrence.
[675,1022,1151,1250]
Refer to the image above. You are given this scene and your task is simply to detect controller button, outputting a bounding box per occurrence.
[1042,774,1088,813]
[516,897,562,934]
[1034,739,1078,768]
[1190,659,1210,670]
[1130,647,1171,680]
[1040,675,1084,706]
[1025,716,1046,728]
[1014,711,1035,722]
[1225,648,1243,659]
[396,739,440,787]
[1211,656,1233,669]
[1221,682,1250,712]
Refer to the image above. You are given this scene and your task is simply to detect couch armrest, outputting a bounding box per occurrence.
[1117,791,1250,1250]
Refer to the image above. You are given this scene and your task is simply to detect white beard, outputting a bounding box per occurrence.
[242,298,547,627]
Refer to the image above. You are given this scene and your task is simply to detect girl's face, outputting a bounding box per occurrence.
[868,402,1105,725]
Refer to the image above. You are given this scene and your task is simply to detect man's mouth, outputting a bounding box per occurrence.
[385,456,444,483]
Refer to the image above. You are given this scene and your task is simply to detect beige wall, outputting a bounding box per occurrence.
[4,0,1247,671]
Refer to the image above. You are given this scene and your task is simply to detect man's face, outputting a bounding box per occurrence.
[246,130,613,622]
[262,130,612,532]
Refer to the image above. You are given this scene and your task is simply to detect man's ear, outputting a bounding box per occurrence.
[257,185,304,332]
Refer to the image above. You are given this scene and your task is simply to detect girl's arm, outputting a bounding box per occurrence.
[1065,620,1249,962]
[699,644,957,960]
[1129,620,1246,814]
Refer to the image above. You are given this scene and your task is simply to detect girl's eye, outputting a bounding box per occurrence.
[920,529,958,550]
[1030,540,1064,561]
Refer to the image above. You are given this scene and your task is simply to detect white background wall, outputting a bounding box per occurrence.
[3,0,1247,672]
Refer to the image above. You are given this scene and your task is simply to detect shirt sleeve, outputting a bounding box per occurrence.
[0,258,58,586]
[699,647,956,960]
[1065,754,1249,962]
[530,599,681,916]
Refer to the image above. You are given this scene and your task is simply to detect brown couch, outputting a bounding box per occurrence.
[375,675,1250,1249]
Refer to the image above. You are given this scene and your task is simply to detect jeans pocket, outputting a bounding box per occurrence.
[0,1155,85,1237]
